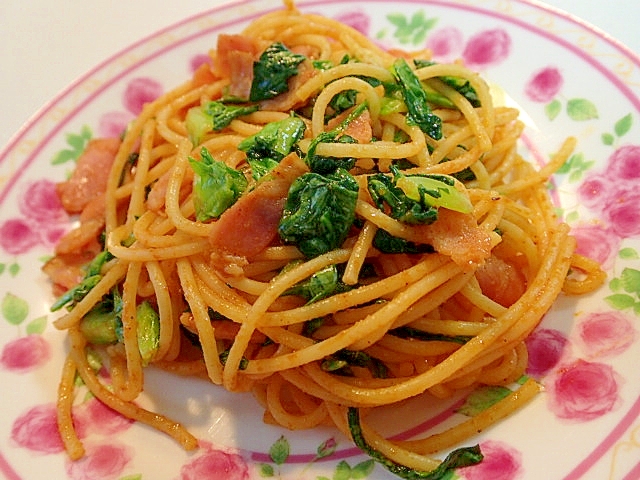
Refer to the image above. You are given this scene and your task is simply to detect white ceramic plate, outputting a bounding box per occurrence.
[1,1,639,479]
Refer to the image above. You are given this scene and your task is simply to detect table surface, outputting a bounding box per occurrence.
[1,0,638,149]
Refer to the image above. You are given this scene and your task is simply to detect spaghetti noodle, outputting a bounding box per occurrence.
[46,1,605,475]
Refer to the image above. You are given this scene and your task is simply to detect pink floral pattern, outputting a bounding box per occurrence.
[424,25,511,70]
[334,11,370,37]
[461,440,523,480]
[0,179,68,255]
[525,328,570,378]
[571,223,620,269]
[0,334,51,372]
[524,66,564,103]
[461,29,511,69]
[576,312,637,359]
[97,77,164,138]
[66,443,132,480]
[178,445,249,480]
[425,26,464,62]
[11,403,66,454]
[547,360,622,422]
[74,397,134,436]
[578,144,640,238]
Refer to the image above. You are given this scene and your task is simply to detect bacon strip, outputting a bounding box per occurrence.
[208,153,309,259]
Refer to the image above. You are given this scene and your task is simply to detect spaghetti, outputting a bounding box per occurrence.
[46,1,605,475]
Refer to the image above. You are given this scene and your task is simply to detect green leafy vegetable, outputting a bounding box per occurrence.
[79,291,122,345]
[136,300,160,365]
[283,264,350,303]
[372,229,434,254]
[390,326,472,344]
[413,59,481,108]
[368,165,472,226]
[189,147,248,222]
[393,58,442,140]
[250,42,306,102]
[51,250,114,312]
[238,116,306,179]
[367,170,437,225]
[322,349,388,378]
[219,349,249,370]
[186,101,259,145]
[305,102,368,174]
[394,170,473,214]
[347,407,483,479]
[278,168,359,258]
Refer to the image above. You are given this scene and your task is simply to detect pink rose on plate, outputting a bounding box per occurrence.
[576,174,609,210]
[1,334,51,372]
[190,53,213,73]
[426,26,464,61]
[606,144,640,182]
[524,66,563,103]
[462,29,511,69]
[525,328,569,378]
[602,186,640,238]
[547,359,621,422]
[122,77,164,115]
[98,111,134,138]
[66,443,132,480]
[571,223,620,269]
[577,311,637,358]
[333,11,370,36]
[460,440,522,480]
[0,218,40,255]
[74,397,133,436]
[11,403,65,454]
[178,446,249,480]
[18,179,67,224]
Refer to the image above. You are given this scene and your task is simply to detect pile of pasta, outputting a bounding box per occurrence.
[48,1,604,475]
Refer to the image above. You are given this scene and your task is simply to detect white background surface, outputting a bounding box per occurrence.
[0,0,639,150]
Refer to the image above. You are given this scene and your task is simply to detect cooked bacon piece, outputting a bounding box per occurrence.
[42,251,98,296]
[208,153,309,259]
[215,34,259,99]
[57,138,121,214]
[412,209,492,268]
[259,61,316,112]
[475,255,527,307]
[191,61,218,88]
[327,107,373,144]
[146,168,194,214]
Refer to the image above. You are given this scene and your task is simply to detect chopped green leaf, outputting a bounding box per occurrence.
[51,250,114,312]
[395,172,473,214]
[347,407,483,479]
[189,147,248,222]
[372,229,434,254]
[393,58,442,140]
[238,116,306,179]
[136,300,160,365]
[306,102,368,174]
[279,168,359,258]
[250,42,306,102]
[186,101,259,145]
[283,264,350,303]
[456,385,512,416]
[80,302,121,345]
[368,165,471,228]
